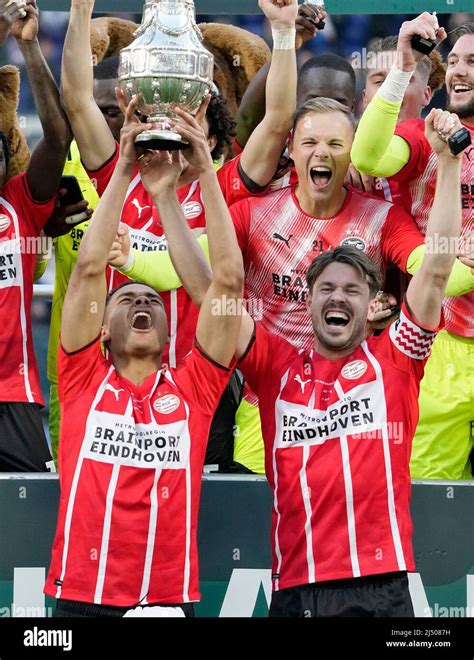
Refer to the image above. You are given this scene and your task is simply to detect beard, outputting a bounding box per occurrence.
[447,94,474,120]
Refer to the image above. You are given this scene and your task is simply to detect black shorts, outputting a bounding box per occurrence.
[54,598,195,618]
[0,402,54,472]
[269,571,414,618]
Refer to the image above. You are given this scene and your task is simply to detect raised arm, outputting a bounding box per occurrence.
[61,97,151,353]
[11,1,71,201]
[406,109,465,329]
[60,0,116,170]
[238,0,298,187]
[235,2,324,149]
[351,12,446,177]
[138,105,244,367]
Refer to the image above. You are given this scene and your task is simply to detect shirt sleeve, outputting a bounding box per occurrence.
[7,172,58,235]
[238,322,295,398]
[120,234,210,292]
[172,342,235,417]
[57,336,110,402]
[217,155,266,207]
[391,119,431,182]
[229,199,251,253]
[84,142,121,197]
[377,301,442,377]
[381,205,424,272]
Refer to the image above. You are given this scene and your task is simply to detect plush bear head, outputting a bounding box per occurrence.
[0,65,30,180]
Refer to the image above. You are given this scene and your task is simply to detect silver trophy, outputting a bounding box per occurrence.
[119,0,214,150]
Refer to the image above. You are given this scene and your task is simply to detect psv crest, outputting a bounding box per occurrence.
[182,201,203,220]
[341,236,366,251]
[341,360,368,380]
[0,214,10,233]
[154,394,180,415]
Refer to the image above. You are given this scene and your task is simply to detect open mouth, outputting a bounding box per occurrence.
[452,83,473,97]
[130,311,153,331]
[324,310,350,327]
[310,166,333,189]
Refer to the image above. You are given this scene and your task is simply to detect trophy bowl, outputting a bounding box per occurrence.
[119,0,214,151]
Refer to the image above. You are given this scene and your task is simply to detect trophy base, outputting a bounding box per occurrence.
[134,129,188,152]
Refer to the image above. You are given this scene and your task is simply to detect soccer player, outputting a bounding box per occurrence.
[351,16,474,480]
[61,0,298,370]
[0,0,72,471]
[349,36,445,201]
[160,107,468,616]
[109,97,474,476]
[45,94,244,617]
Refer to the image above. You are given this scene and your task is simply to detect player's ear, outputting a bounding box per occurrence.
[288,134,294,161]
[422,86,433,108]
[101,325,111,344]
[207,134,217,154]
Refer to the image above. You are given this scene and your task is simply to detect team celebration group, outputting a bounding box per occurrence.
[0,0,472,617]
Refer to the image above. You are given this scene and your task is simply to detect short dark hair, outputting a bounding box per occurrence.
[369,35,444,91]
[451,22,474,45]
[94,55,120,80]
[292,97,356,133]
[299,54,356,91]
[105,280,157,307]
[205,92,235,161]
[306,246,382,298]
[0,131,11,172]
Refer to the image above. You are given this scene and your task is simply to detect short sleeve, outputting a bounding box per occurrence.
[58,336,110,402]
[84,142,121,197]
[229,198,251,253]
[5,172,57,235]
[374,302,442,378]
[392,119,431,182]
[238,322,295,397]
[381,205,424,271]
[171,342,235,416]
[217,155,266,207]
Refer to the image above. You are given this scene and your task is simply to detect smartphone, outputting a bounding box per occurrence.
[59,175,85,208]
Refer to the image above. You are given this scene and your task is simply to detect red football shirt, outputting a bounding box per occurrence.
[231,185,423,405]
[87,145,261,367]
[393,119,474,336]
[45,338,233,606]
[0,173,56,404]
[239,304,439,590]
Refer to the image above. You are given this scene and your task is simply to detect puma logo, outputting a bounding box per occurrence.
[294,375,311,394]
[131,198,151,219]
[105,384,125,401]
[273,233,293,248]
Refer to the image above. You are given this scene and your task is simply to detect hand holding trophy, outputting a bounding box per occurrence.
[119,0,214,151]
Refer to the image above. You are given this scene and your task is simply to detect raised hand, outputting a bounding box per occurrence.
[295,3,326,50]
[368,291,399,330]
[168,97,214,175]
[138,149,183,199]
[397,12,446,71]
[424,108,464,158]
[258,0,298,30]
[107,222,131,269]
[117,93,153,170]
[10,0,37,42]
[0,0,27,23]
